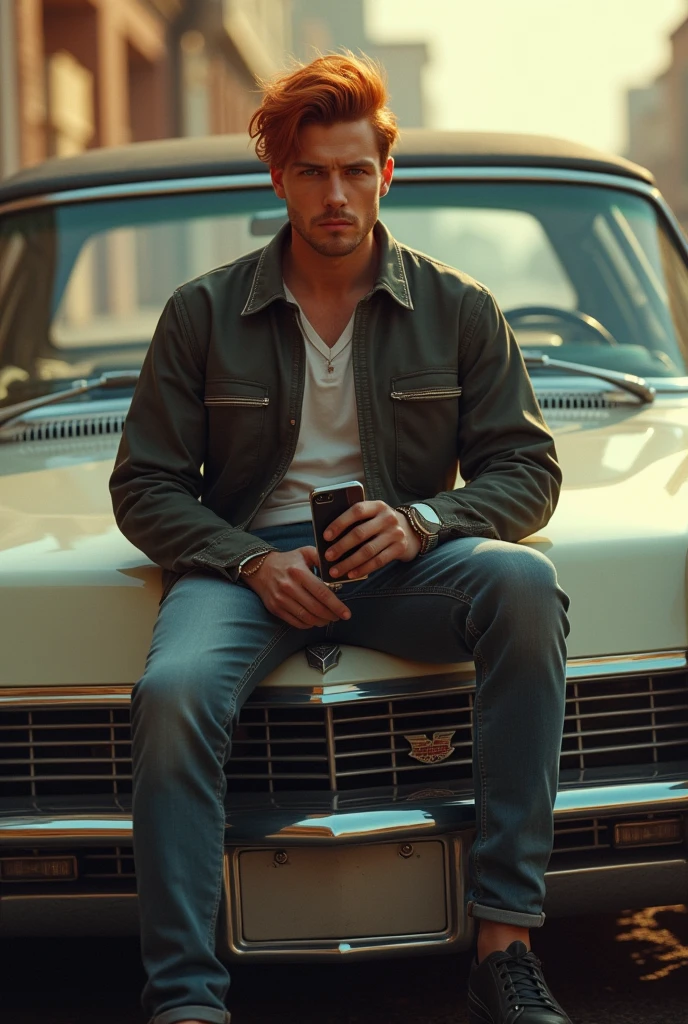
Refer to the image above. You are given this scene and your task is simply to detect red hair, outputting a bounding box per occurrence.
[249,52,399,168]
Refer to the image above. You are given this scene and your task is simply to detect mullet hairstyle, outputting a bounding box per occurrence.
[249,52,399,169]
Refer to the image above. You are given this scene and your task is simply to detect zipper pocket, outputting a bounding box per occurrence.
[204,396,270,408]
[390,387,462,401]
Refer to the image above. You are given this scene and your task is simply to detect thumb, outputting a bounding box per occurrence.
[301,545,321,568]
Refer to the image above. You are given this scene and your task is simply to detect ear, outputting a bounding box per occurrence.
[271,166,286,200]
[379,156,394,198]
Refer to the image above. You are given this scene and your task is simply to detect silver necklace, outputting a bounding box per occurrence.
[298,311,337,374]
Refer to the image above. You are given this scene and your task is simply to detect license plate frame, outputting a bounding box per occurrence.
[231,839,449,944]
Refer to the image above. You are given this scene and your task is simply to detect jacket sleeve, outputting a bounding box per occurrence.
[425,288,562,543]
[109,290,275,580]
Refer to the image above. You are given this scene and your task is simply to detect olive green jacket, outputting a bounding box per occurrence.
[110,221,561,597]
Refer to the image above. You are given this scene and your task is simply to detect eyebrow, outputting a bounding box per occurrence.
[291,159,378,169]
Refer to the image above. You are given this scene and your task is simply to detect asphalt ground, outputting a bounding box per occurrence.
[2,906,688,1024]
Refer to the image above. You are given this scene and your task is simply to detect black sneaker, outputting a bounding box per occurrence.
[467,939,572,1023]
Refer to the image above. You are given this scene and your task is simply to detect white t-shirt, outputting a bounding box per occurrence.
[251,284,365,529]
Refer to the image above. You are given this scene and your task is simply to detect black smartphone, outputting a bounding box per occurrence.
[309,480,368,586]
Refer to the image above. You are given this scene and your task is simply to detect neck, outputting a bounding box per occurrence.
[284,226,378,299]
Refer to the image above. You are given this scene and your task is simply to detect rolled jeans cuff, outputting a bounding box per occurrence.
[467,900,546,929]
[151,1007,231,1024]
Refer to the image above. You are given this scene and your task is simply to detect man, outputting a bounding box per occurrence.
[110,53,571,1024]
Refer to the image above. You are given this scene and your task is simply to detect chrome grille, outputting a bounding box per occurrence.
[552,817,611,855]
[560,672,688,771]
[82,845,135,879]
[1,668,687,797]
[0,706,132,797]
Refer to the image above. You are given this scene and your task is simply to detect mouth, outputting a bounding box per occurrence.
[318,220,355,228]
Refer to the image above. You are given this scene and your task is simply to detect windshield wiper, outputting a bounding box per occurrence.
[0,371,140,429]
[524,354,655,404]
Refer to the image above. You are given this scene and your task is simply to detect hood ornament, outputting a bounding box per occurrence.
[405,730,456,764]
[305,643,342,674]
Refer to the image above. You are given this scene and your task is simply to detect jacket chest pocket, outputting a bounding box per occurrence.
[391,371,461,495]
[204,378,269,493]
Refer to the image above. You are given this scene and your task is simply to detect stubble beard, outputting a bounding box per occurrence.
[287,203,378,258]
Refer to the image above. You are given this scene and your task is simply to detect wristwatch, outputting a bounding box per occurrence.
[396,503,442,556]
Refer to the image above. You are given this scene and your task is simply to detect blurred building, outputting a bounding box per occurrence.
[626,15,688,229]
[0,0,428,182]
[290,0,430,128]
[0,0,291,179]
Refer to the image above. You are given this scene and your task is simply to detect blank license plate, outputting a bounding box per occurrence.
[237,841,447,941]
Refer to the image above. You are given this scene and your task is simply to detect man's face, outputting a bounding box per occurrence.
[271,118,394,258]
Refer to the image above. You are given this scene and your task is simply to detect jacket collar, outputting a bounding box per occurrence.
[241,219,414,316]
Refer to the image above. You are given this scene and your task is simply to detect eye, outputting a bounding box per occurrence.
[348,168,366,176]
[301,168,321,177]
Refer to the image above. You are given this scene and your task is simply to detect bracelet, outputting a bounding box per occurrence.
[238,551,270,578]
[396,506,429,556]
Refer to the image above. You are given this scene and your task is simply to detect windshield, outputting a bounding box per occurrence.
[1,179,687,410]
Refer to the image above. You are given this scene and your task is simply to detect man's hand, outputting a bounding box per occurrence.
[244,546,352,629]
[322,501,421,580]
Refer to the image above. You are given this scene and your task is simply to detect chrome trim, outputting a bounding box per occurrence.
[553,779,688,819]
[1,891,139,900]
[546,856,688,878]
[0,686,133,706]
[0,165,660,219]
[0,818,133,842]
[2,857,686,944]
[0,171,273,215]
[392,167,659,195]
[0,651,684,706]
[543,855,688,919]
[564,651,686,680]
[1,778,687,844]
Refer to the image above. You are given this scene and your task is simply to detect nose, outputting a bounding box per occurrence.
[324,171,347,209]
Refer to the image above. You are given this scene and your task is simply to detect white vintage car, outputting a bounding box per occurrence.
[1,131,687,958]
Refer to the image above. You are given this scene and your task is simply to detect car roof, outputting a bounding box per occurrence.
[0,128,654,207]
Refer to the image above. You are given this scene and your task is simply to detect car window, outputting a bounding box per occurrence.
[2,179,688,410]
[381,206,577,311]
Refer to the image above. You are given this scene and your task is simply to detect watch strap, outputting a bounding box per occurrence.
[396,506,439,556]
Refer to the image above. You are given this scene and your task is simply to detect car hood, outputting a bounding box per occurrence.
[1,401,687,686]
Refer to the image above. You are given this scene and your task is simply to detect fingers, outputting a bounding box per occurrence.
[299,564,351,619]
[324,516,378,566]
[251,546,353,629]
[323,500,383,542]
[277,595,332,630]
[326,508,406,578]
[269,560,351,628]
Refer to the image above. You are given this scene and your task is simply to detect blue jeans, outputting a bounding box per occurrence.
[131,522,570,1024]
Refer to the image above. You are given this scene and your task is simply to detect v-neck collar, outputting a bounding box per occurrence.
[283,282,355,361]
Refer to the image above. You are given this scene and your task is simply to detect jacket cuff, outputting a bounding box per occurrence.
[191,531,277,584]
[422,495,500,543]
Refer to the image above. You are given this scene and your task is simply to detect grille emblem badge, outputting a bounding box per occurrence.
[305,643,342,674]
[405,731,456,764]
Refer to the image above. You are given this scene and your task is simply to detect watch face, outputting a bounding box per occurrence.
[411,503,441,527]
